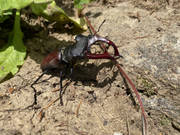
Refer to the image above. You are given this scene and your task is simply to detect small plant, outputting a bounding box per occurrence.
[74,0,94,9]
[137,76,157,97]
[160,115,171,126]
[0,0,91,82]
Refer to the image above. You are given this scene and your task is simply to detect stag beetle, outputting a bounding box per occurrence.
[31,25,121,106]
[41,34,120,71]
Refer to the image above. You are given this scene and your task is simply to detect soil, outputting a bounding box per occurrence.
[0,0,180,135]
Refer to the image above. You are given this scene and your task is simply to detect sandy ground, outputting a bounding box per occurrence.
[0,0,180,135]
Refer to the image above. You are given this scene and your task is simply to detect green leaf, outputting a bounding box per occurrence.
[33,0,53,4]
[0,10,13,23]
[0,0,34,23]
[74,0,93,9]
[31,1,87,34]
[0,10,26,81]
[0,15,9,23]
[0,0,33,11]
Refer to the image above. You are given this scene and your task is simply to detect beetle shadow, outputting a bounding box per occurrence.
[119,72,137,107]
[71,61,119,88]
[30,59,119,106]
[85,11,102,18]
[43,60,119,89]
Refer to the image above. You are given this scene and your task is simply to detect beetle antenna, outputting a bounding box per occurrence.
[94,19,106,35]
[88,25,93,35]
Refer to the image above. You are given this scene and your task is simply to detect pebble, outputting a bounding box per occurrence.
[113,132,123,135]
[176,67,180,74]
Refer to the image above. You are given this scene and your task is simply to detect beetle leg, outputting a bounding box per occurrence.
[29,71,47,108]
[69,65,74,77]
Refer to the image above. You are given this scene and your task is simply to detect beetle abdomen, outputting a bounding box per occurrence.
[41,50,61,71]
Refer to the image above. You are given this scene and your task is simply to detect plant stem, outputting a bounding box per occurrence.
[84,15,147,135]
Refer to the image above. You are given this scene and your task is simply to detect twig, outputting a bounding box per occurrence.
[126,113,130,135]
[85,15,148,135]
[85,16,96,34]
[38,97,60,121]
[76,100,82,118]
[38,110,45,122]
[134,35,151,40]
[55,121,68,127]
[8,87,15,94]
[44,97,60,109]
[142,113,146,135]
[128,12,141,22]
[115,63,147,134]
[52,88,59,92]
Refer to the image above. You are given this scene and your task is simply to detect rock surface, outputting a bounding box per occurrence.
[0,1,180,135]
